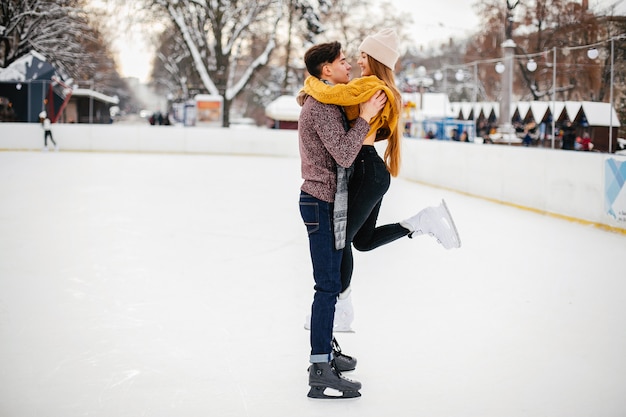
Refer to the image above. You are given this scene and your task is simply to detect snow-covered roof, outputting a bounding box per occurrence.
[71,88,119,105]
[480,102,499,118]
[455,102,488,120]
[446,100,620,127]
[265,95,300,121]
[552,102,566,120]
[514,101,531,120]
[0,51,55,82]
[404,93,454,119]
[529,101,550,122]
[580,101,621,127]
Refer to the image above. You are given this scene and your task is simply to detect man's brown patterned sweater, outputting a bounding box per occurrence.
[298,96,370,203]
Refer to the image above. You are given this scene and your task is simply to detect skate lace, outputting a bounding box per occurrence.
[331,337,354,361]
[330,358,356,381]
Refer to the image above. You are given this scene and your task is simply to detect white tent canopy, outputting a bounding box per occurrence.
[403,93,454,119]
[447,100,620,127]
[71,88,119,105]
[529,102,550,122]
[265,95,301,122]
[514,101,531,120]
[579,101,621,127]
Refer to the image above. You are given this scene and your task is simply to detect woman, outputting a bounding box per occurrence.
[301,29,461,332]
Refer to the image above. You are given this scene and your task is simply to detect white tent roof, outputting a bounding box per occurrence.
[404,93,454,119]
[482,102,498,118]
[514,101,531,120]
[444,100,620,127]
[265,95,300,121]
[529,102,550,121]
[580,101,621,127]
[564,101,582,121]
[458,102,475,120]
[449,102,462,118]
[72,88,119,105]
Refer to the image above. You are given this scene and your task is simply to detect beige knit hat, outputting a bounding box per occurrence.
[358,28,399,70]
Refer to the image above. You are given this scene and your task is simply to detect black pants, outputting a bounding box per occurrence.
[340,145,409,292]
[44,130,56,147]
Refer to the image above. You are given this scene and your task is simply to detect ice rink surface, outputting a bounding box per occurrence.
[1,150,625,417]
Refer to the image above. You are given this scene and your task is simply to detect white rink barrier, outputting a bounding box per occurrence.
[1,123,625,233]
[399,138,626,233]
[0,123,300,157]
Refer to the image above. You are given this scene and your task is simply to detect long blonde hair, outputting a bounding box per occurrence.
[367,55,402,177]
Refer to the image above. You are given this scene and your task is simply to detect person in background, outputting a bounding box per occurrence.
[561,120,576,150]
[523,129,533,147]
[581,131,593,151]
[40,111,58,151]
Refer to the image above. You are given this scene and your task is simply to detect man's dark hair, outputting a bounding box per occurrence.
[304,41,342,78]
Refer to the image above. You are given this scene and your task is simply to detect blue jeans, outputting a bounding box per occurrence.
[299,191,342,362]
[341,145,409,292]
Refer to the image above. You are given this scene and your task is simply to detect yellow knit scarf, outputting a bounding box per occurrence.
[299,75,398,139]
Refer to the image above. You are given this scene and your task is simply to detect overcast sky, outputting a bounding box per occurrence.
[389,0,626,48]
[114,0,626,82]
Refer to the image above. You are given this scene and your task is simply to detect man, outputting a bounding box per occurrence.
[298,41,386,399]
[561,120,576,151]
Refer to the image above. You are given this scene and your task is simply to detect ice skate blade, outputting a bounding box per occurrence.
[439,199,461,249]
[332,326,355,333]
[307,386,361,399]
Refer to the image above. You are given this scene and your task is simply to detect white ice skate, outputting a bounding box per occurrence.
[400,199,461,249]
[304,288,355,333]
[333,289,354,332]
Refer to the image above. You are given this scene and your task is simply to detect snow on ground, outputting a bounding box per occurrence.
[0,150,625,417]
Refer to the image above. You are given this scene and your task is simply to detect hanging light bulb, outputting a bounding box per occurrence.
[526,59,537,72]
[495,62,505,74]
[587,47,599,59]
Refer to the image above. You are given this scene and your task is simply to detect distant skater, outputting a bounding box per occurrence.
[40,112,58,151]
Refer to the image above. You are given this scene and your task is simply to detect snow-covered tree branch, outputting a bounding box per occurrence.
[150,0,283,126]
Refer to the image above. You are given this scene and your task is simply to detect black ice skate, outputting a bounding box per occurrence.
[332,337,357,372]
[307,362,361,399]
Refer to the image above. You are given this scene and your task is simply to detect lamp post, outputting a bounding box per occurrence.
[551,46,556,149]
[586,34,625,153]
[415,65,432,113]
[473,62,478,140]
[524,52,554,148]
[610,37,615,153]
[434,66,466,139]
[588,38,617,153]
[440,67,447,124]
[407,65,433,137]
[499,39,516,143]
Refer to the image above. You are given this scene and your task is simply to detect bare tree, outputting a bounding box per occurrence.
[1,0,89,76]
[0,0,127,100]
[145,0,283,127]
[281,0,329,93]
[505,0,520,40]
[469,0,610,103]
[151,24,198,99]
